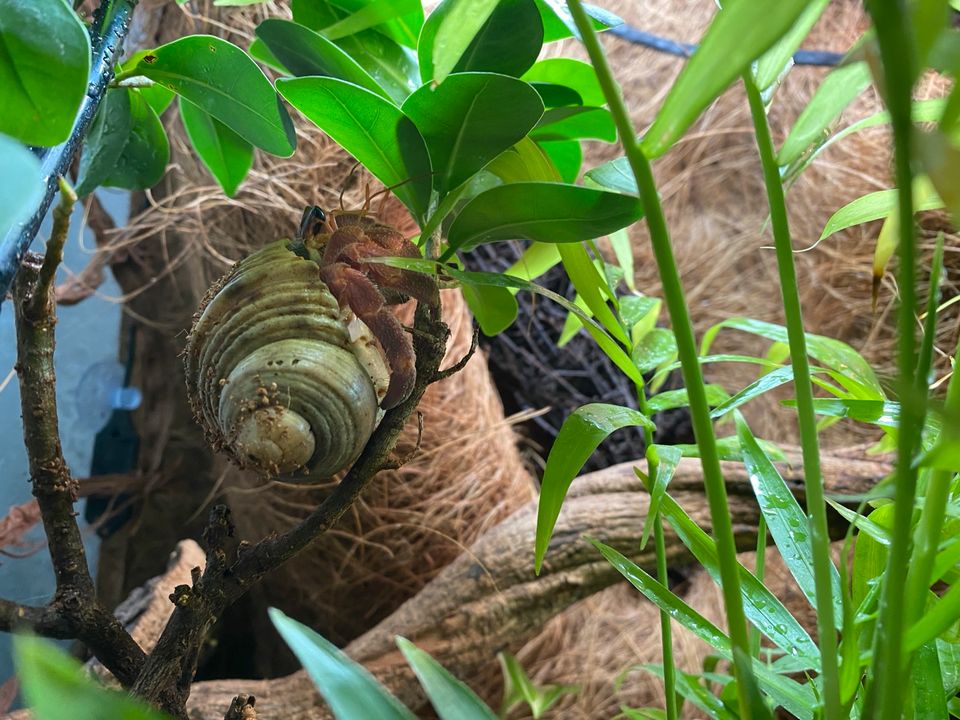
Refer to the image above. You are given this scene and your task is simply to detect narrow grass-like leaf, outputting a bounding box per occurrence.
[269,608,415,719]
[737,412,843,624]
[0,134,42,239]
[179,97,253,197]
[639,444,682,549]
[133,35,296,156]
[752,0,830,92]
[402,73,543,196]
[913,640,950,718]
[709,366,795,419]
[522,58,606,106]
[558,242,628,344]
[673,435,787,463]
[819,180,944,242]
[396,637,498,719]
[906,583,960,652]
[0,0,90,146]
[445,182,643,255]
[535,404,653,571]
[14,635,171,720]
[277,77,431,219]
[641,1,811,157]
[796,398,902,428]
[608,227,634,290]
[646,385,729,414]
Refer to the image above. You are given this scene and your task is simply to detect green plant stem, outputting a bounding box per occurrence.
[742,75,841,720]
[864,2,922,718]
[565,2,753,715]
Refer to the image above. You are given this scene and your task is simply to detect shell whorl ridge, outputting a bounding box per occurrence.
[184,240,389,479]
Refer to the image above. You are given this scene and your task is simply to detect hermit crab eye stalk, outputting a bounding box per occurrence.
[298,205,327,241]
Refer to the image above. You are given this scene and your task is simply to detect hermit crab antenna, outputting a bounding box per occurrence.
[339,161,363,211]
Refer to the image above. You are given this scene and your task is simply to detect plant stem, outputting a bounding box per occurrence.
[565,1,753,714]
[0,0,138,306]
[864,2,921,717]
[742,75,841,720]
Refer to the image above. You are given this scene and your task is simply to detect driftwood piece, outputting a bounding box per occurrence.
[177,448,889,720]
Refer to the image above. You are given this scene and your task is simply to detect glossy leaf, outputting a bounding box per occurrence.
[255,19,389,101]
[180,97,253,197]
[0,0,90,146]
[584,156,636,196]
[270,608,416,719]
[402,72,544,196]
[419,0,543,82]
[535,403,653,571]
[76,89,134,197]
[709,366,795,419]
[913,641,950,719]
[429,0,500,84]
[133,35,296,157]
[445,182,643,254]
[138,84,176,116]
[530,82,583,108]
[291,0,422,49]
[538,140,582,183]
[523,58,606,106]
[460,281,518,336]
[536,0,621,41]
[277,77,432,219]
[642,0,812,158]
[796,398,902,428]
[558,242,627,344]
[608,227,634,290]
[101,90,169,192]
[533,106,616,142]
[673,435,787,463]
[639,444,682,549]
[396,638,498,719]
[485,137,560,184]
[321,0,420,41]
[14,635,171,720]
[819,177,944,241]
[0,134,42,240]
[778,62,871,166]
[736,412,843,624]
[645,385,729,413]
[752,0,830,92]
[632,328,677,375]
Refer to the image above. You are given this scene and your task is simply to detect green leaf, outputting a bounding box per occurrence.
[537,140,582,183]
[269,608,416,719]
[321,0,420,41]
[533,106,616,142]
[291,0,422,49]
[0,134,42,239]
[133,35,296,157]
[593,541,818,719]
[558,242,627,344]
[632,328,677,375]
[396,637,498,719]
[255,19,390,101]
[523,58,606,106]
[907,583,960,653]
[709,366,795,419]
[795,398,902,428]
[248,36,287,73]
[14,635,171,720]
[646,385,730,413]
[917,128,960,224]
[101,90,169,192]
[536,0,621,41]
[736,412,843,624]
[0,0,90,146]
[277,76,432,220]
[179,97,253,197]
[535,403,654,571]
[402,72,544,196]
[429,0,500,84]
[445,182,643,255]
[584,156,636,196]
[419,0,543,82]
[138,84,176,116]
[639,444,682,549]
[673,434,787,462]
[752,0,830,92]
[913,641,950,719]
[819,177,944,241]
[530,82,583,108]
[460,281,518,336]
[777,61,871,167]
[642,0,812,158]
[485,137,561,184]
[76,89,134,197]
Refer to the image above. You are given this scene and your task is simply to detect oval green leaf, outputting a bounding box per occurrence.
[536,0,621,42]
[255,19,391,102]
[0,0,90,146]
[535,403,653,571]
[102,89,169,191]
[396,637,499,720]
[642,0,812,158]
[530,81,583,108]
[0,133,42,239]
[460,281,519,336]
[584,156,637,195]
[523,58,606,106]
[269,608,416,720]
[76,89,134,197]
[277,76,431,220]
[538,139,582,183]
[180,97,253,197]
[445,182,643,254]
[321,0,420,41]
[402,72,544,196]
[533,106,617,142]
[133,35,296,157]
[428,0,499,84]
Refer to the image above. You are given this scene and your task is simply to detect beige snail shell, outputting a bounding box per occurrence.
[184,239,390,479]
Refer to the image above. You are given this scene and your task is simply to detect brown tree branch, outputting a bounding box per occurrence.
[8,190,146,686]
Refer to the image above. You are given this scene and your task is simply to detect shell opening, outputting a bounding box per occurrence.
[233,406,316,474]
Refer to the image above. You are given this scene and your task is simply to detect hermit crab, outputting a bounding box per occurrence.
[184,204,438,480]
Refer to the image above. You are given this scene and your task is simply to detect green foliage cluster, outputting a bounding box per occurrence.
[3,0,960,718]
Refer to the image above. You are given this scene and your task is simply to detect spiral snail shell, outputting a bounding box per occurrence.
[184,239,390,479]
